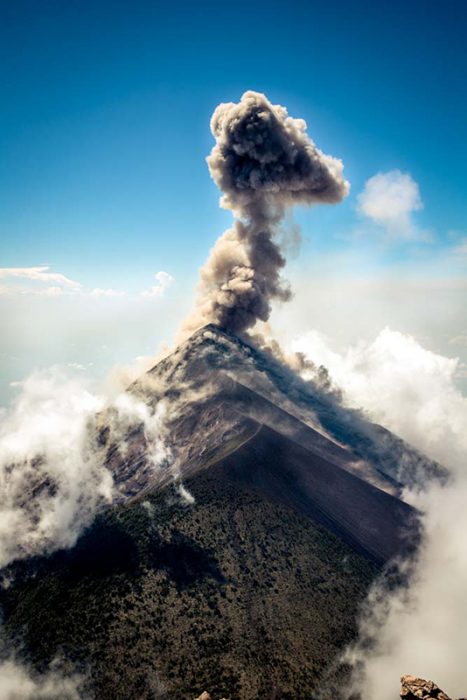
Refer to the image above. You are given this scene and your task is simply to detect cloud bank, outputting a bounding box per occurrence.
[291,328,466,470]
[291,328,467,699]
[0,369,171,570]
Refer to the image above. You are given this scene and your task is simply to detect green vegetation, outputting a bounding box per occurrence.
[1,464,378,700]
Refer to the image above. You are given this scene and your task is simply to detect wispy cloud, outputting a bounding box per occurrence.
[357,170,428,241]
[0,266,81,292]
[140,271,174,298]
[452,237,467,256]
[0,266,174,300]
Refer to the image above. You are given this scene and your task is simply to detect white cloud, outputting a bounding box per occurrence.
[0,265,175,301]
[0,656,88,700]
[0,369,171,569]
[0,363,175,699]
[291,328,467,699]
[357,170,426,240]
[141,271,174,298]
[0,266,82,297]
[291,328,466,470]
[0,371,112,568]
[0,267,81,290]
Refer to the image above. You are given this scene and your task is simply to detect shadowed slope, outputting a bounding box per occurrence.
[128,324,446,498]
[1,464,377,700]
[213,423,417,564]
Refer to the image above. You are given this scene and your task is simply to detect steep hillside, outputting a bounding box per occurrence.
[127,324,446,498]
[0,324,437,699]
[1,463,377,700]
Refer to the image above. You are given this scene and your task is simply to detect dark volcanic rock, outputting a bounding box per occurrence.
[118,324,446,503]
[1,469,378,700]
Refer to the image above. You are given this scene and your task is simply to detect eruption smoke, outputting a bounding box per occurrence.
[180,90,349,338]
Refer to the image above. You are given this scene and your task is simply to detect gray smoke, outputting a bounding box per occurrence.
[180,90,349,338]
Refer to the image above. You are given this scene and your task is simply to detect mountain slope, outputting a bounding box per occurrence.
[0,324,441,699]
[211,422,417,564]
[127,324,446,499]
[1,465,378,700]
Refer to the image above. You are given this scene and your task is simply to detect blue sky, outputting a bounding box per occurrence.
[1,0,466,400]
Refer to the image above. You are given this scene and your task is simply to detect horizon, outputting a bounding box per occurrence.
[1,0,466,402]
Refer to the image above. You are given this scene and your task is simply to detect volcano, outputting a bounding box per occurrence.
[109,324,441,563]
[0,325,444,700]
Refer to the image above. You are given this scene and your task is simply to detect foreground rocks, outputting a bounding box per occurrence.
[401,676,455,700]
[198,676,460,700]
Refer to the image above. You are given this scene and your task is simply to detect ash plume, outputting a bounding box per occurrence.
[180,90,349,339]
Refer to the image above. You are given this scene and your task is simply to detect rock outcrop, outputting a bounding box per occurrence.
[401,676,452,700]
